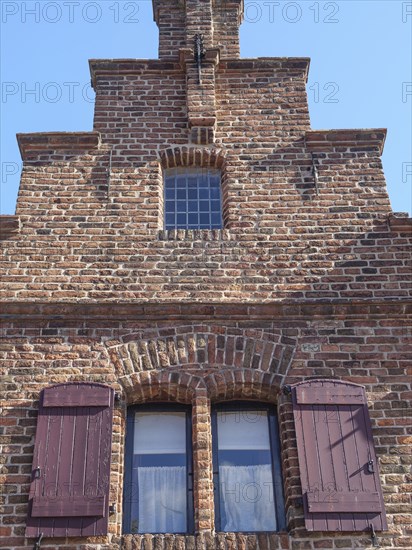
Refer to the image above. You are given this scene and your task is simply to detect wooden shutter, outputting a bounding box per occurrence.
[291,379,387,532]
[26,383,114,538]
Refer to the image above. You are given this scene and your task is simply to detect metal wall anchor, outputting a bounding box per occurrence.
[370,524,379,547]
[33,533,43,550]
[282,385,292,395]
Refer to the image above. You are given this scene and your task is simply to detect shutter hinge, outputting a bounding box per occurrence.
[367,459,375,474]
[370,524,379,547]
[282,385,292,395]
[34,467,41,479]
[109,503,117,515]
[33,533,43,550]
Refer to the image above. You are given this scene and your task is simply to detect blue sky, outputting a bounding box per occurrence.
[1,0,411,214]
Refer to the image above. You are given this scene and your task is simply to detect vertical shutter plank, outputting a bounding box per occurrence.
[81,408,103,537]
[51,406,77,537]
[94,400,114,535]
[313,405,340,531]
[326,405,356,531]
[353,405,376,530]
[338,405,367,531]
[362,405,387,530]
[26,408,50,537]
[66,409,89,537]
[293,403,311,529]
[359,405,387,531]
[299,404,327,531]
[307,405,328,531]
[42,407,64,536]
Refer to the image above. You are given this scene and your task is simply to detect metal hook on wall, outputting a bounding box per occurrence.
[370,524,379,547]
[33,533,44,550]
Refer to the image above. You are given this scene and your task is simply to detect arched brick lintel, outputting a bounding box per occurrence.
[118,368,283,405]
[158,146,226,170]
[204,368,282,402]
[118,370,205,405]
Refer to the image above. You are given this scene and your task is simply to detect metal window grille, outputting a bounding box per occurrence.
[164,168,222,230]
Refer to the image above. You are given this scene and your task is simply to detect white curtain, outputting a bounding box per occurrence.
[219,464,276,532]
[138,466,186,533]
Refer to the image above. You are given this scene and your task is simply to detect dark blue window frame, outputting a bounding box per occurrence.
[123,404,194,535]
[211,402,286,533]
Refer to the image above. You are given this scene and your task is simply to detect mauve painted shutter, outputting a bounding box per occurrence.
[26,383,114,538]
[291,379,387,532]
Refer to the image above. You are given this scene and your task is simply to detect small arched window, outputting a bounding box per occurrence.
[164,167,222,230]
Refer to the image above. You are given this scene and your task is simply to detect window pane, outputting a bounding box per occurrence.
[217,411,270,450]
[188,213,199,226]
[177,213,186,225]
[165,213,175,226]
[199,213,210,225]
[134,412,186,454]
[137,466,186,533]
[216,409,277,532]
[219,464,276,532]
[211,213,221,226]
[210,187,220,199]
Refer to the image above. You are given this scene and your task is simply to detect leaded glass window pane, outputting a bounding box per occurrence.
[164,168,222,229]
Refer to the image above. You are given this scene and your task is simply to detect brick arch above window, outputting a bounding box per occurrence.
[205,368,282,402]
[116,367,284,405]
[158,146,226,170]
[117,369,205,404]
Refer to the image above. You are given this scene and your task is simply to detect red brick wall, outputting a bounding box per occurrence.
[1,309,411,548]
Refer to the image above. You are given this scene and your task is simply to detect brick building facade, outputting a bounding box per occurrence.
[1,1,411,549]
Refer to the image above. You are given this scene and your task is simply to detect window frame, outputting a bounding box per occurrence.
[211,401,286,533]
[123,403,194,535]
[163,167,223,230]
